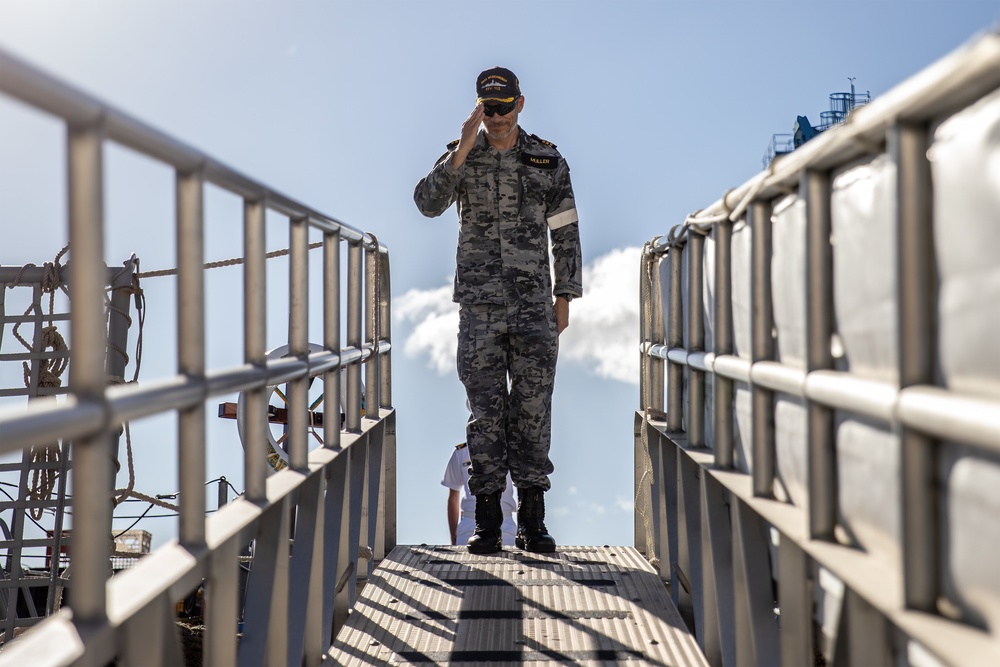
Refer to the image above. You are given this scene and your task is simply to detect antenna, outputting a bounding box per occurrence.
[848,76,856,104]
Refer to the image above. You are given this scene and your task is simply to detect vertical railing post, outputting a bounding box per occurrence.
[714,219,734,468]
[346,241,363,432]
[778,536,814,666]
[378,251,396,553]
[288,216,309,471]
[647,250,666,414]
[640,253,651,412]
[322,455,349,641]
[750,199,775,498]
[687,232,706,447]
[67,122,111,624]
[364,239,380,419]
[324,228,342,450]
[176,167,206,548]
[803,169,836,540]
[206,538,239,667]
[362,238,381,579]
[667,243,685,432]
[378,250,392,410]
[345,440,367,608]
[244,198,268,502]
[637,244,663,561]
[893,121,938,612]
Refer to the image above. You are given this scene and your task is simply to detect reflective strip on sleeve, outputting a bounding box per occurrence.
[547,208,579,230]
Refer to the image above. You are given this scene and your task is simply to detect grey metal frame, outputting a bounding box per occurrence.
[0,49,395,666]
[637,31,1000,667]
[0,259,136,640]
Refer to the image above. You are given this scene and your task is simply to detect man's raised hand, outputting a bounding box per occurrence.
[451,104,484,169]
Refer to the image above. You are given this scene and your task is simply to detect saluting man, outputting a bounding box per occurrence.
[414,67,583,554]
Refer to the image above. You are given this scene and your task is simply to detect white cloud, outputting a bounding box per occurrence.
[395,246,642,385]
[559,246,641,385]
[394,283,459,375]
[615,496,634,513]
[552,495,631,519]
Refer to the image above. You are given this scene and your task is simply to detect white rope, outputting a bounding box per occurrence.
[115,489,179,512]
[137,241,325,278]
[10,246,71,387]
[107,371,177,511]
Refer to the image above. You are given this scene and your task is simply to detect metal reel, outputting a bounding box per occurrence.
[235,343,363,473]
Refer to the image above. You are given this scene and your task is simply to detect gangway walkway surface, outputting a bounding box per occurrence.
[329,545,708,666]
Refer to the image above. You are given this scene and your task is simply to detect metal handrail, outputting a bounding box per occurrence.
[0,47,395,666]
[637,28,1000,667]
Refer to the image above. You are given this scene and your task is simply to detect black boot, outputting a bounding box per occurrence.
[516,487,556,553]
[467,490,503,554]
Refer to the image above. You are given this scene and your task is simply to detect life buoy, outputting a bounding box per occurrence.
[236,344,364,473]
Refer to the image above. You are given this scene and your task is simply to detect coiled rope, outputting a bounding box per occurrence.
[8,248,71,519]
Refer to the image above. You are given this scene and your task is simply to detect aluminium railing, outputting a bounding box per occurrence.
[637,29,1000,667]
[0,48,394,666]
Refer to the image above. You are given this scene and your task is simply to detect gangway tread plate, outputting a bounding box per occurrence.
[327,545,708,666]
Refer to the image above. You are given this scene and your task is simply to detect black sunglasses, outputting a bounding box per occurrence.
[483,100,517,117]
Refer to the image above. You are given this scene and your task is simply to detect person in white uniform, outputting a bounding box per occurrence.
[442,442,517,547]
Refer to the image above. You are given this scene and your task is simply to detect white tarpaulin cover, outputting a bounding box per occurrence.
[829,154,902,568]
[930,87,1000,632]
[771,195,808,506]
[732,219,754,473]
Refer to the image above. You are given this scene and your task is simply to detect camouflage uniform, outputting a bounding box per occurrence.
[414,129,582,496]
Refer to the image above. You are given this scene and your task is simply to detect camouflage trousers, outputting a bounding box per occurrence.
[457,302,559,496]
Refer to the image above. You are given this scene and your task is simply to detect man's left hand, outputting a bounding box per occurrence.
[555,296,570,335]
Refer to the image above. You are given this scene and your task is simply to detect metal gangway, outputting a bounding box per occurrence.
[637,28,1000,667]
[0,26,998,667]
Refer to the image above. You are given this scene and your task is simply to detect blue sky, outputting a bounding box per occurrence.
[1,1,997,551]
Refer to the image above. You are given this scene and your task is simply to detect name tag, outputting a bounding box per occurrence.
[521,153,557,169]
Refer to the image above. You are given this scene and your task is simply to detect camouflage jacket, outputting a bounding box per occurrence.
[413,128,583,306]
